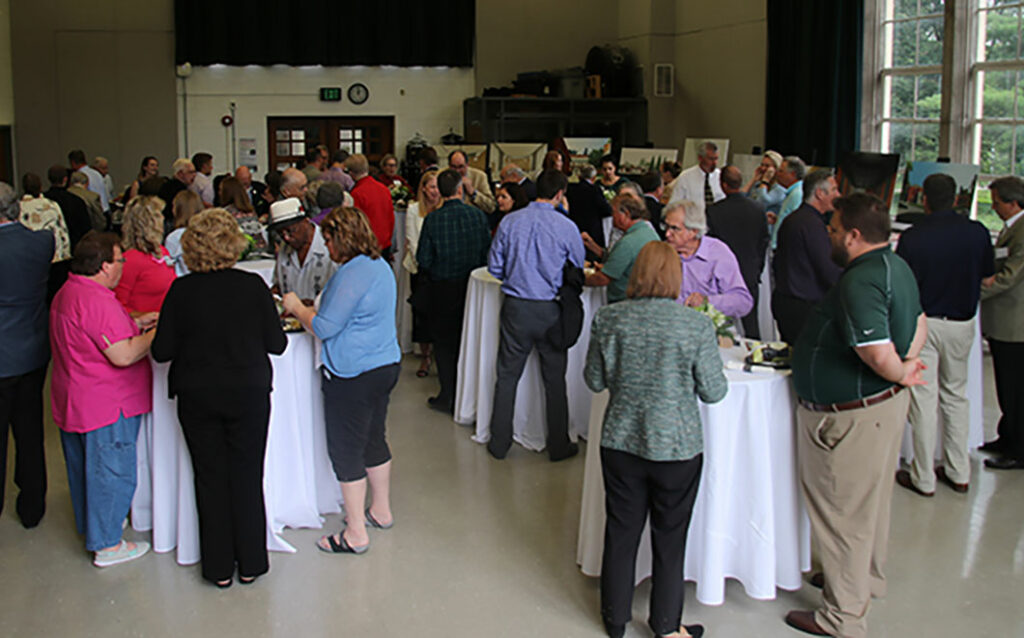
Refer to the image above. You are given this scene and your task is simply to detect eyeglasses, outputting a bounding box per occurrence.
[661,223,686,234]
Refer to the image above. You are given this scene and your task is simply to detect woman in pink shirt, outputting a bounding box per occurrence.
[115,196,175,313]
[50,231,157,567]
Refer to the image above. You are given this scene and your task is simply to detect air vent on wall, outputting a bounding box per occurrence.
[654,63,674,97]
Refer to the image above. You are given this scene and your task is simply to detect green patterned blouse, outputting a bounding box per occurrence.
[584,297,728,461]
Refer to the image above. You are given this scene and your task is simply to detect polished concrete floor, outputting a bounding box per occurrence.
[1,355,1023,637]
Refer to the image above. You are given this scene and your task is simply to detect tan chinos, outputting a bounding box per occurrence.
[906,317,975,491]
[796,390,910,638]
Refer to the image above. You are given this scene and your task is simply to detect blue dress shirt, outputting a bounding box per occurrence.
[488,201,585,300]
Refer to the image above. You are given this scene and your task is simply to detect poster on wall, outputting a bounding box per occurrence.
[619,148,678,176]
[489,142,548,176]
[836,151,901,208]
[681,138,730,169]
[897,160,980,218]
[555,137,612,180]
[239,138,258,169]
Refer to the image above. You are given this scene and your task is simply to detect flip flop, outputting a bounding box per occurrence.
[365,510,394,530]
[317,532,369,555]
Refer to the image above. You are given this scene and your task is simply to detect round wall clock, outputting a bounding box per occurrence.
[348,83,369,105]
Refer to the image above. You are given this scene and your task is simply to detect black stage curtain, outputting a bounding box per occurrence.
[174,1,474,68]
[765,0,863,167]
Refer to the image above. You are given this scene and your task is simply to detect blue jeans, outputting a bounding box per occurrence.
[60,413,142,551]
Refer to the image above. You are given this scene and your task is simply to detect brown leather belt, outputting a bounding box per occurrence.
[798,386,902,413]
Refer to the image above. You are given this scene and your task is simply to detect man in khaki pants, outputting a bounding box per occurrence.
[895,173,995,495]
[785,193,926,638]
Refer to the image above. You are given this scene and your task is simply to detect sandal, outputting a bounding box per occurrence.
[238,575,258,585]
[316,532,369,555]
[416,356,431,378]
[365,509,394,530]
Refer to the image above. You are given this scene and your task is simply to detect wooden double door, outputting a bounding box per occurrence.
[267,116,395,172]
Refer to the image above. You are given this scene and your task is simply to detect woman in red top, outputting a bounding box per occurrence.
[115,196,175,313]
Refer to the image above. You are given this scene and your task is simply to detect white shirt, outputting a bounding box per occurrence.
[1005,208,1024,230]
[403,201,427,274]
[273,224,338,299]
[190,172,215,206]
[78,165,109,212]
[667,164,725,217]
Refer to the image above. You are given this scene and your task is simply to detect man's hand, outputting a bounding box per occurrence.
[281,292,303,316]
[461,176,475,196]
[753,165,765,181]
[898,358,927,387]
[766,211,778,225]
[982,275,996,288]
[684,292,707,308]
[135,312,159,331]
[581,232,602,258]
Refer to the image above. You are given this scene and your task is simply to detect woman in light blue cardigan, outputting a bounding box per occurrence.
[584,241,728,638]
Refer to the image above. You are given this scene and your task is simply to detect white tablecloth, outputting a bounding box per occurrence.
[131,332,342,565]
[577,347,811,606]
[454,267,607,451]
[234,259,276,288]
[391,209,414,353]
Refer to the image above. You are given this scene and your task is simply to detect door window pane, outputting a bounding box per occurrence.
[276,143,290,156]
[276,130,290,141]
[291,130,305,140]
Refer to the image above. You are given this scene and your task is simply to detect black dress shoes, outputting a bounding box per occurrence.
[784,610,829,636]
[978,439,1007,454]
[549,442,579,462]
[984,456,1024,470]
[808,572,824,589]
[427,395,453,415]
[895,469,934,497]
[935,466,969,492]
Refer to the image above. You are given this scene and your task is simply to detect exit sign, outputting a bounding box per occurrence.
[319,87,342,102]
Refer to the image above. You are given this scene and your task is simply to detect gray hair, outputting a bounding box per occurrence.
[172,158,193,175]
[503,164,526,181]
[69,171,89,187]
[618,181,642,199]
[803,168,834,203]
[91,156,108,169]
[697,141,719,158]
[579,164,597,180]
[782,155,807,181]
[990,175,1024,208]
[664,200,706,237]
[0,183,18,221]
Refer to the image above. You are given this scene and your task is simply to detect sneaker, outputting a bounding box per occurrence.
[93,540,150,568]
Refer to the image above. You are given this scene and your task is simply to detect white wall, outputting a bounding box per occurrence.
[178,65,475,175]
[0,0,14,124]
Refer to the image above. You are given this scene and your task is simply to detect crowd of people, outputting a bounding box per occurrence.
[0,138,1021,638]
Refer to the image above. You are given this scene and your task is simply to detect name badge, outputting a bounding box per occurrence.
[995,247,1009,259]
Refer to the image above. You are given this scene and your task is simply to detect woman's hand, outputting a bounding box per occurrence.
[134,312,159,331]
[281,292,303,316]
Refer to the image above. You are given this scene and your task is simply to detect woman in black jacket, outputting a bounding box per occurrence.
[151,208,286,588]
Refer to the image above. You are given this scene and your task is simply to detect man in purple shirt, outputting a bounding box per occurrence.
[487,170,585,462]
[663,201,753,319]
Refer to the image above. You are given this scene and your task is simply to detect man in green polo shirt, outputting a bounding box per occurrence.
[784,193,926,638]
[582,193,659,303]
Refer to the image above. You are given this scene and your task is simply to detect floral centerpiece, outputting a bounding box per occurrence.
[389,182,412,209]
[693,300,736,348]
[239,233,256,260]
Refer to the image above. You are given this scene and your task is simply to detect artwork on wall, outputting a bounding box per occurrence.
[836,152,902,208]
[897,160,980,217]
[681,138,730,169]
[618,148,679,176]
[489,142,548,176]
[556,137,612,180]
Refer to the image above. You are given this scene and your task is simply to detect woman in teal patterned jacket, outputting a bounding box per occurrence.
[584,241,728,638]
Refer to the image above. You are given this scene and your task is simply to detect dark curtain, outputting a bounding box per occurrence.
[765,0,863,167]
[175,1,474,68]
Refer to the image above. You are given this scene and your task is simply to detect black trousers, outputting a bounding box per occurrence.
[408,271,432,344]
[488,296,571,460]
[600,448,703,635]
[322,363,400,482]
[0,365,48,527]
[771,290,817,345]
[427,276,469,408]
[176,387,271,582]
[741,280,761,340]
[989,338,1024,460]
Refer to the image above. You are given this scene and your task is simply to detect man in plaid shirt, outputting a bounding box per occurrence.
[416,169,492,414]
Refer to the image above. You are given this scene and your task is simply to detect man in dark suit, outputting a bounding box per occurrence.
[707,165,770,339]
[0,182,54,528]
[235,166,269,218]
[501,164,537,201]
[638,170,666,238]
[44,165,93,249]
[566,163,612,261]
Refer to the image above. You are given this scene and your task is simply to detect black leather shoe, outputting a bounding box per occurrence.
[603,619,625,638]
[935,466,968,493]
[979,439,1007,454]
[550,442,579,462]
[784,610,829,636]
[808,572,824,589]
[427,396,453,415]
[895,469,934,497]
[984,456,1024,470]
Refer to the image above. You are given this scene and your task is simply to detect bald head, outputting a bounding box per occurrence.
[235,166,252,187]
[281,168,308,199]
[720,165,743,193]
